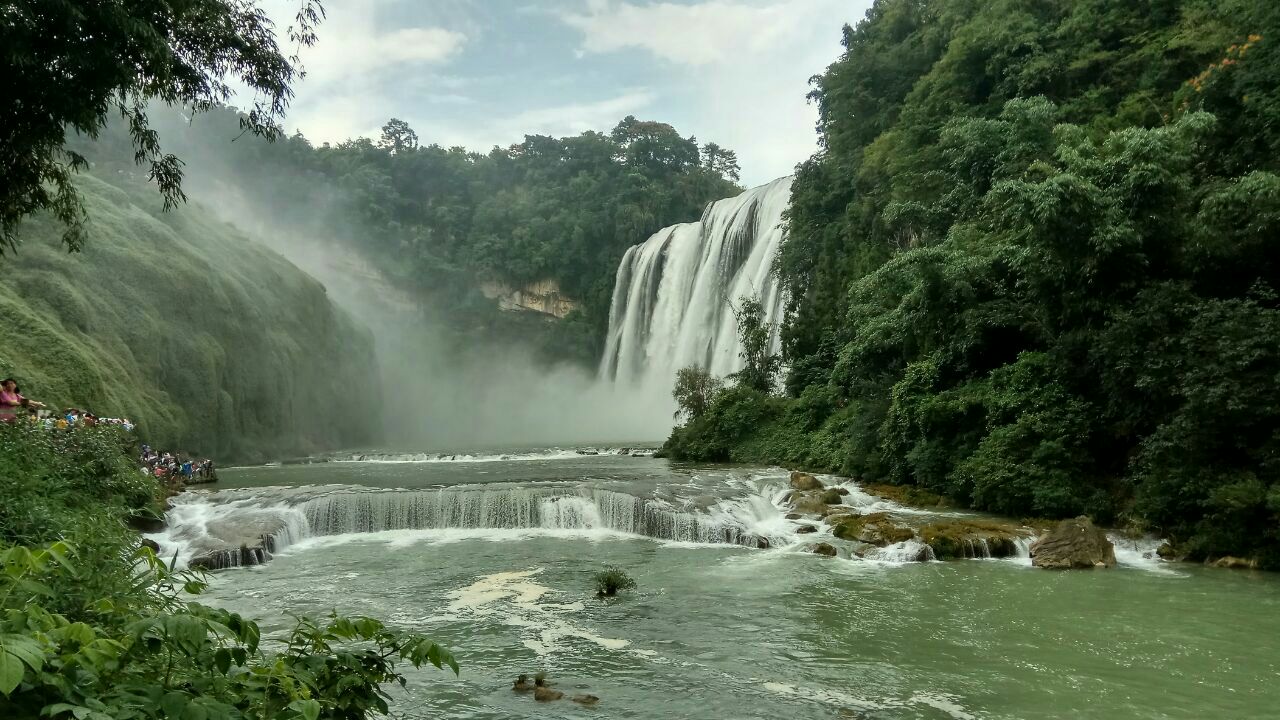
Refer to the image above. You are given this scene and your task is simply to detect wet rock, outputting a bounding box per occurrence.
[822,506,855,519]
[790,471,824,491]
[834,488,850,496]
[1029,517,1116,569]
[571,695,600,706]
[140,538,161,553]
[127,510,166,533]
[789,490,830,515]
[831,512,914,547]
[795,524,818,534]
[808,542,839,557]
[1156,541,1178,559]
[865,483,947,508]
[1209,556,1258,570]
[755,536,771,550]
[513,675,534,693]
[784,513,803,520]
[820,488,845,505]
[534,686,564,702]
[921,520,1027,560]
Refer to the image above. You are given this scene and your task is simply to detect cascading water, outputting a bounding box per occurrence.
[599,176,792,388]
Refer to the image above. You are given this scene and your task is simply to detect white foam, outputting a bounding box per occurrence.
[1109,534,1185,576]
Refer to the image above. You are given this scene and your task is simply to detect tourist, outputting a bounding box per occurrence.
[0,379,44,423]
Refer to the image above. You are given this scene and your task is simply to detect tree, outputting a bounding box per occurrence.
[379,118,419,154]
[730,295,781,393]
[0,0,325,255]
[672,366,724,420]
[701,142,741,182]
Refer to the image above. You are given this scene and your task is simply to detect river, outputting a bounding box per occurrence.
[154,449,1280,719]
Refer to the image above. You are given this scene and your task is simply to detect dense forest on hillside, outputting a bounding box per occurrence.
[669,0,1280,566]
[0,173,381,461]
[84,107,743,363]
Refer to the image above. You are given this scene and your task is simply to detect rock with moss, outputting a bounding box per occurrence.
[1209,556,1258,570]
[808,542,839,557]
[790,471,824,491]
[830,512,915,546]
[920,520,1027,559]
[820,488,845,505]
[1029,517,1116,569]
[789,490,831,515]
[865,483,948,508]
[1156,541,1179,559]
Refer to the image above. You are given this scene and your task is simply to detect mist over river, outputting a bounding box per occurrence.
[157,451,1280,719]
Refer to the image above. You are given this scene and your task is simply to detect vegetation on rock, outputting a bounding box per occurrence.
[593,566,637,597]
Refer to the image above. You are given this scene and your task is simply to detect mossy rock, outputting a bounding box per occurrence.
[831,512,915,546]
[820,488,844,505]
[865,483,948,508]
[789,490,830,515]
[920,520,1026,559]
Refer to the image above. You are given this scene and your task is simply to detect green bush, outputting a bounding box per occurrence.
[593,566,637,597]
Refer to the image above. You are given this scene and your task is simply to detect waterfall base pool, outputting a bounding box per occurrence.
[175,451,1280,719]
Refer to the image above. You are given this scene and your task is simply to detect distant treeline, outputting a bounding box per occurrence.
[669,0,1280,566]
[87,107,743,364]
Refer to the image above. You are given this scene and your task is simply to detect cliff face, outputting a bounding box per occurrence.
[0,172,382,462]
[480,279,578,319]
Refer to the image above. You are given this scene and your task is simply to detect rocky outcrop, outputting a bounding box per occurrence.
[820,488,845,505]
[830,512,914,546]
[921,520,1027,559]
[571,695,600,706]
[1209,556,1258,570]
[480,279,578,319]
[790,471,824,491]
[808,542,839,557]
[1029,517,1116,569]
[795,524,818,534]
[534,686,564,702]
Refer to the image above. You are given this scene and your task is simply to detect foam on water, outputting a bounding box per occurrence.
[336,447,644,464]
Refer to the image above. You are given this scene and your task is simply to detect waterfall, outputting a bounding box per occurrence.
[600,176,792,388]
[152,484,784,568]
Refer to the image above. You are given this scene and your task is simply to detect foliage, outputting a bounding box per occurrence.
[0,424,456,719]
[672,367,723,421]
[0,0,324,255]
[675,0,1280,565]
[593,567,636,597]
[728,296,782,394]
[0,174,380,463]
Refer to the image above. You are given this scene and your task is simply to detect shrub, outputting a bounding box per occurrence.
[594,566,637,597]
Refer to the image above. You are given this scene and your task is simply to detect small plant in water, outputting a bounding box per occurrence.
[594,565,637,597]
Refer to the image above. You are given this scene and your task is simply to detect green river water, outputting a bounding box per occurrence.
[165,451,1280,719]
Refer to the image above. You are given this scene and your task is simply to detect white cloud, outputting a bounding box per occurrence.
[558,0,869,184]
[560,0,798,66]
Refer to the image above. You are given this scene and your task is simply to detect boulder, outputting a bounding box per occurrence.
[513,675,534,693]
[534,686,564,702]
[127,510,166,533]
[754,536,771,550]
[790,471,824,491]
[834,488,851,496]
[820,488,845,505]
[1156,541,1178,559]
[140,538,161,553]
[795,524,818,534]
[571,695,600,706]
[921,520,1027,560]
[822,506,855,519]
[1029,517,1116,569]
[830,512,915,547]
[784,513,803,520]
[789,490,830,515]
[808,542,839,557]
[1209,556,1258,570]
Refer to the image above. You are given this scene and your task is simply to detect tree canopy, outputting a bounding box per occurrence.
[0,0,323,254]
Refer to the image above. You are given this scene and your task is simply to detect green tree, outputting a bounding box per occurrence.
[730,296,781,394]
[672,366,723,421]
[701,142,741,182]
[378,118,419,154]
[0,0,324,255]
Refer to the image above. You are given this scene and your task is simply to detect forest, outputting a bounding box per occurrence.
[667,0,1280,567]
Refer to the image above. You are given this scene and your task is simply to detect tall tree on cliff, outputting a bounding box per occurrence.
[0,0,324,255]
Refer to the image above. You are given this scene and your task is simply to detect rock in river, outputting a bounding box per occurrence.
[831,512,915,547]
[921,520,1028,560]
[808,542,839,557]
[790,471,824,491]
[1029,517,1116,569]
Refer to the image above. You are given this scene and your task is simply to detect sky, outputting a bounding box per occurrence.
[248,0,874,187]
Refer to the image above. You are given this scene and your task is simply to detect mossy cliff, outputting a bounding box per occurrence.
[0,172,381,461]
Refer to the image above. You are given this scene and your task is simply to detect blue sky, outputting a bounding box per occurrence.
[250,0,873,186]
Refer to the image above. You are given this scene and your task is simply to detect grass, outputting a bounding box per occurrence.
[0,172,381,462]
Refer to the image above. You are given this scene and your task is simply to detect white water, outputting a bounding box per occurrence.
[600,176,792,389]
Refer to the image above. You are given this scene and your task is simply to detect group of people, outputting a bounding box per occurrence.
[1,379,135,430]
[141,444,216,483]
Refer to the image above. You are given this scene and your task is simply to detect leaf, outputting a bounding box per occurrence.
[289,699,321,720]
[161,691,187,719]
[0,650,24,696]
[214,648,231,675]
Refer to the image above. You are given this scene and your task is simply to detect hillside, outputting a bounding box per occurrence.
[0,172,381,461]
